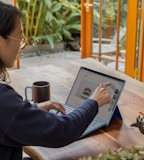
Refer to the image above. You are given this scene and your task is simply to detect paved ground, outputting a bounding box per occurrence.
[20,51,81,69]
[19,50,125,72]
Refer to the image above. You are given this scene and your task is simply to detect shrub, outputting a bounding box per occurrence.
[17,0,80,49]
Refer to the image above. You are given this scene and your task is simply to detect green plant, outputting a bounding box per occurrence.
[17,0,80,49]
[79,145,144,160]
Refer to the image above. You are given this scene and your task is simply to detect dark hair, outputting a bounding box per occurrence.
[0,2,23,82]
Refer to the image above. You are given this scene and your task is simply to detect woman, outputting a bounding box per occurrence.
[0,2,111,160]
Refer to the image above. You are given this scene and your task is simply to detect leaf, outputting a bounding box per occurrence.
[45,11,53,22]
[66,24,81,31]
[43,0,52,8]
[46,36,54,49]
[65,12,80,23]
[51,3,62,13]
[60,0,77,9]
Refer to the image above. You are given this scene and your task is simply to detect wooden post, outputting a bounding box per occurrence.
[81,0,93,58]
[14,0,20,69]
[125,0,139,78]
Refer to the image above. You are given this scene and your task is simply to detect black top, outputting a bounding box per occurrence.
[0,83,98,160]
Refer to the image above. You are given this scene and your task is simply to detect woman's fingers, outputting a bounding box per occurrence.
[99,82,111,88]
[53,102,66,115]
[90,82,112,107]
[37,101,66,115]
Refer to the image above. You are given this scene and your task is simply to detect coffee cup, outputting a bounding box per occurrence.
[25,81,50,103]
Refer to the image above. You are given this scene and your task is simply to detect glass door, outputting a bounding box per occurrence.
[92,0,127,73]
[126,0,144,81]
[81,0,144,82]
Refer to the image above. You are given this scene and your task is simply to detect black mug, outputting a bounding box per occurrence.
[25,81,50,103]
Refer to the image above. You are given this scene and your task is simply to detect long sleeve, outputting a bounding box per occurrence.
[0,84,98,148]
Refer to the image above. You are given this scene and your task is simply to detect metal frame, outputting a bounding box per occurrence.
[125,0,139,78]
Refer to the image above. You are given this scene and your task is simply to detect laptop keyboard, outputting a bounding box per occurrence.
[81,118,105,137]
[64,105,106,138]
[64,105,74,113]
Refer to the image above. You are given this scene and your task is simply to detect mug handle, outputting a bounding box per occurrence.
[25,86,32,101]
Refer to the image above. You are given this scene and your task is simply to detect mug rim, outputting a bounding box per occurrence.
[33,81,50,87]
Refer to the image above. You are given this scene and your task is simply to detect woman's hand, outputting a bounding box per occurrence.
[90,82,112,107]
[37,101,66,115]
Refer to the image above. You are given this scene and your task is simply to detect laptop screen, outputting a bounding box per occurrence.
[66,67,125,123]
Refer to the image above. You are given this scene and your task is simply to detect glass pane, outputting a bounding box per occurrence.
[135,0,142,72]
[92,0,127,72]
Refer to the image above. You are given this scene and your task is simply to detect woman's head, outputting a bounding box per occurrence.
[0,2,23,81]
[0,2,23,38]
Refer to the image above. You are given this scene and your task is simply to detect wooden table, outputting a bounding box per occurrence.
[9,52,144,160]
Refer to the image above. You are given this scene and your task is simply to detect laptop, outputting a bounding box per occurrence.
[57,67,125,138]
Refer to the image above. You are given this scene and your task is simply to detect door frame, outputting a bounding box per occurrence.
[81,0,93,58]
[138,0,144,81]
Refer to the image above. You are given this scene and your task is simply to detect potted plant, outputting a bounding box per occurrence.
[79,145,144,160]
[16,0,80,50]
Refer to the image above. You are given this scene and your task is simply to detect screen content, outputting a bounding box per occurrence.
[66,68,125,122]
